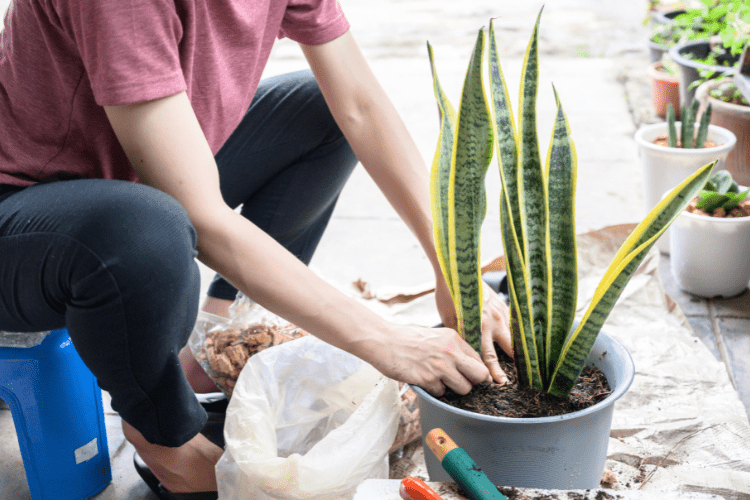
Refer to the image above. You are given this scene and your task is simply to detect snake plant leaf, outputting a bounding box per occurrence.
[682,100,699,148]
[427,42,459,310]
[545,86,578,379]
[518,7,549,382]
[547,161,715,397]
[491,19,541,389]
[501,196,542,389]
[694,103,712,149]
[489,20,522,258]
[667,104,678,148]
[446,28,494,349]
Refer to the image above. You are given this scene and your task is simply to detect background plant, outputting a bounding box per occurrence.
[666,99,712,147]
[696,170,749,211]
[709,76,750,105]
[429,9,715,398]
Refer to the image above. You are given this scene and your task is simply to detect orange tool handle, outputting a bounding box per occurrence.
[400,476,444,500]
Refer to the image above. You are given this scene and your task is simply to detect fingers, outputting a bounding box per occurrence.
[480,282,512,384]
[429,329,488,396]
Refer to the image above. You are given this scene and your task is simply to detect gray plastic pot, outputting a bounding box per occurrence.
[668,39,737,106]
[411,332,634,490]
[648,39,667,64]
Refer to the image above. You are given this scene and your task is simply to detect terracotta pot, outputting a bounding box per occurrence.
[696,79,750,186]
[648,61,681,118]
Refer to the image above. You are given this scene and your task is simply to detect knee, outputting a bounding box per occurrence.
[70,181,198,288]
[290,71,347,139]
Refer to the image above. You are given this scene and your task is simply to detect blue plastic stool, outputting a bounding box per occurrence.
[0,328,112,500]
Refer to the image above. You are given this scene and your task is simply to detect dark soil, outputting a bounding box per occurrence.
[437,348,611,418]
[496,486,622,500]
[438,483,623,500]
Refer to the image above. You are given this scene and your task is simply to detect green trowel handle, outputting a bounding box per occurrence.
[441,448,507,500]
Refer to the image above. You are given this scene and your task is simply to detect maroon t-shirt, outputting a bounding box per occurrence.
[0,0,349,186]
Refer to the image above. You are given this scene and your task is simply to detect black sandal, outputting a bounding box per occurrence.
[133,451,218,500]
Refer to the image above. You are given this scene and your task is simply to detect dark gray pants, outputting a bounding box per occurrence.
[0,70,358,446]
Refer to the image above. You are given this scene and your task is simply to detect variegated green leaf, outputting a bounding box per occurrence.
[501,195,542,389]
[489,20,522,260]
[545,86,577,380]
[518,8,548,382]
[547,161,715,397]
[427,42,459,309]
[447,28,494,350]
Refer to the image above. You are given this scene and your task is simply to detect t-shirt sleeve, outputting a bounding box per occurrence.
[52,0,187,106]
[279,0,350,45]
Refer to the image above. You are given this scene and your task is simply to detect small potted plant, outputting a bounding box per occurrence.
[411,9,714,490]
[634,97,736,255]
[668,0,748,105]
[647,11,692,62]
[649,54,682,118]
[670,170,750,297]
[696,77,750,185]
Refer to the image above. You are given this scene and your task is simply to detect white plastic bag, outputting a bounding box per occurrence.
[188,293,309,398]
[216,335,400,500]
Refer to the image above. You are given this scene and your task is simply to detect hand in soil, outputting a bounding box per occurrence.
[480,281,512,385]
[369,324,491,397]
[435,275,512,385]
[438,346,611,418]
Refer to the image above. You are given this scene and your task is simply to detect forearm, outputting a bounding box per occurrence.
[194,207,396,356]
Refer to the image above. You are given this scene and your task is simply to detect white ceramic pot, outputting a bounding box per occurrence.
[634,122,736,254]
[669,188,750,298]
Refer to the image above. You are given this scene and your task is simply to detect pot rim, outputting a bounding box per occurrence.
[410,332,634,424]
[634,122,737,153]
[647,39,667,49]
[668,39,737,73]
[648,60,680,83]
[650,8,685,25]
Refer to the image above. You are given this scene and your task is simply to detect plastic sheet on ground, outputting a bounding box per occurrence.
[350,224,750,499]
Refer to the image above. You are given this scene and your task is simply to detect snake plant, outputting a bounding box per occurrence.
[429,9,714,398]
[666,99,712,149]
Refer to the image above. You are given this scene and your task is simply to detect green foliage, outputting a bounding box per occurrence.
[430,9,716,398]
[709,78,750,105]
[654,0,748,95]
[665,98,712,148]
[666,0,748,54]
[697,170,749,211]
[660,54,680,75]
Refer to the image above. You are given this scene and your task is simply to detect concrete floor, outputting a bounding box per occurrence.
[1,0,748,498]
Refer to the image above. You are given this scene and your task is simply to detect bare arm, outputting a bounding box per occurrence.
[103,89,490,395]
[301,32,511,382]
